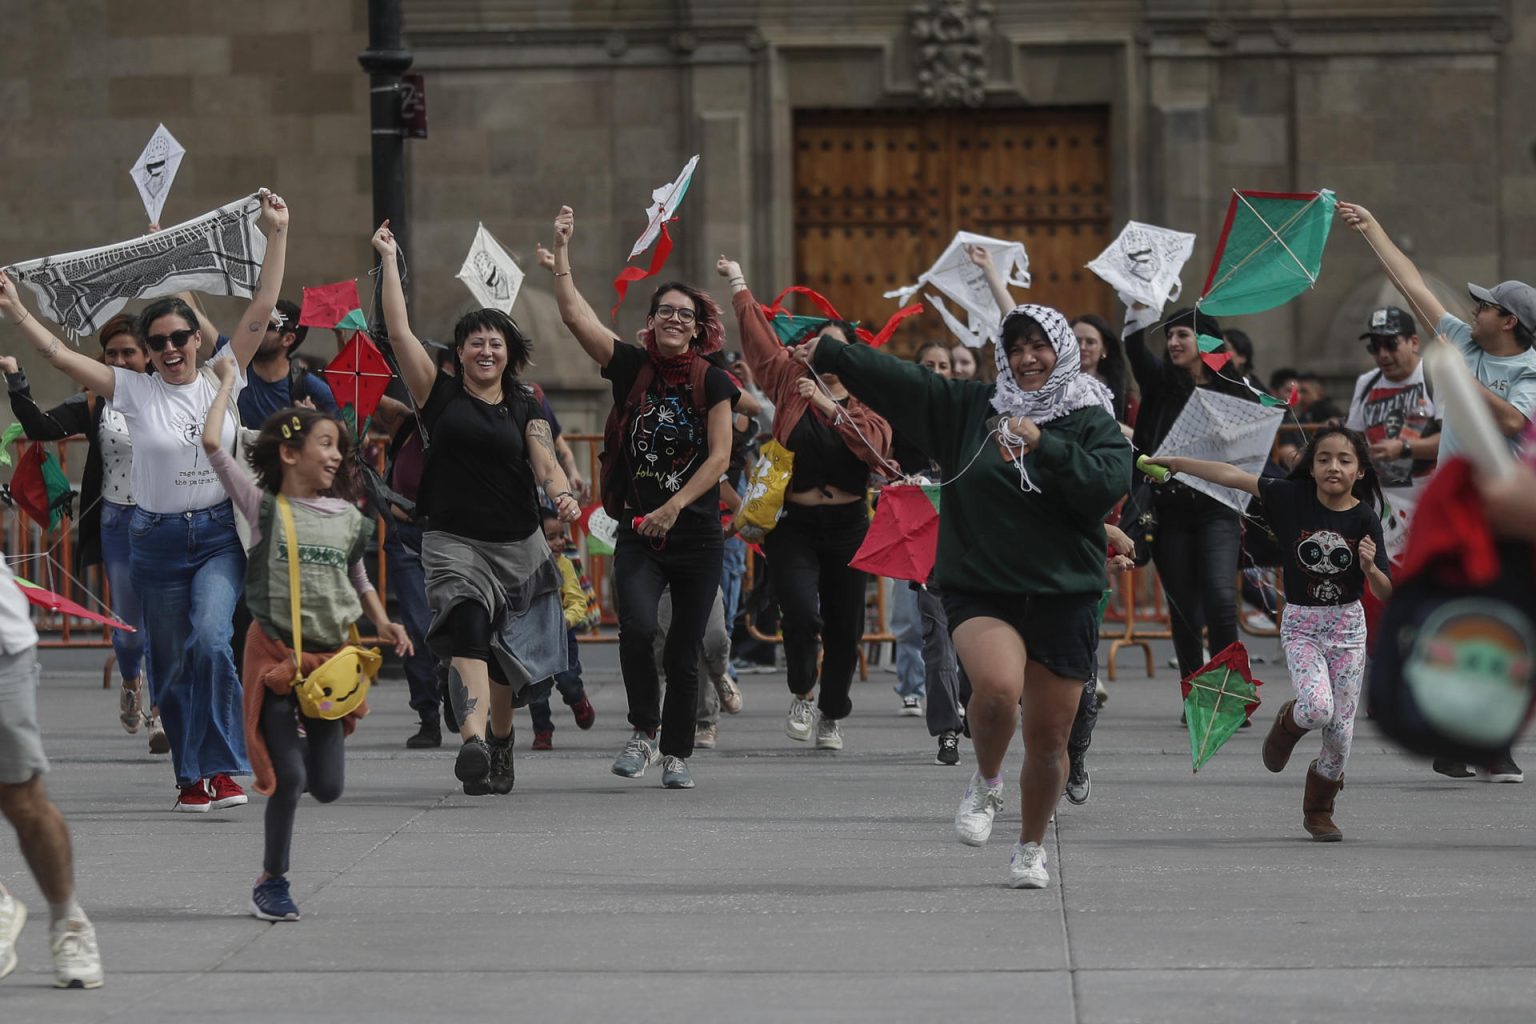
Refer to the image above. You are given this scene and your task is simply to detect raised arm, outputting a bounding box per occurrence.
[546,207,618,368]
[964,244,1017,317]
[1337,202,1448,329]
[1143,455,1261,498]
[226,190,290,368]
[525,417,581,523]
[1,357,93,441]
[201,357,264,524]
[177,291,222,360]
[0,270,117,398]
[370,220,436,408]
[718,256,801,404]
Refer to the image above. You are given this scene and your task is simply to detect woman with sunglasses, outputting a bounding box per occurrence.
[372,220,579,797]
[541,206,737,790]
[716,257,892,752]
[0,189,289,812]
[0,315,165,751]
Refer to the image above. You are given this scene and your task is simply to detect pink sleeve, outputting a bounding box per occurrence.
[349,560,376,597]
[733,288,802,405]
[208,447,266,544]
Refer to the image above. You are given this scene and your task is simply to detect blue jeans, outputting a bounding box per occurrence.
[384,521,441,722]
[529,630,586,734]
[889,579,925,699]
[129,502,248,786]
[720,535,747,639]
[98,501,146,683]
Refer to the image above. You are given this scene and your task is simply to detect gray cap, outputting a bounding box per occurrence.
[1467,280,1536,333]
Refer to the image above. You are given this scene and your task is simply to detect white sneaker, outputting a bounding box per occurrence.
[0,890,25,982]
[1008,841,1050,889]
[814,714,843,750]
[899,695,922,717]
[50,916,103,989]
[785,696,815,742]
[954,771,1004,846]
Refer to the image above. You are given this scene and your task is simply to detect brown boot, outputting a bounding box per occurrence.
[1261,699,1310,773]
[1302,760,1343,842]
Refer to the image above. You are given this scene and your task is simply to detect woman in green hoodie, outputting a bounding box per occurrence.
[796,304,1130,889]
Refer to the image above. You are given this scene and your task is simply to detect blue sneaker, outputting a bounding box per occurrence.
[251,876,300,922]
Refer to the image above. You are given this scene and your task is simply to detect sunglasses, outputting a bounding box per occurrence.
[1365,337,1400,354]
[146,328,197,352]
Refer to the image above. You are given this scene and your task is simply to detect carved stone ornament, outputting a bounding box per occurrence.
[909,0,994,108]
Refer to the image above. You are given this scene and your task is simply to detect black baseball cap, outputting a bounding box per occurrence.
[1359,306,1416,340]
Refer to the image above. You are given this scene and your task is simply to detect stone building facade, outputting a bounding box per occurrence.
[3,0,1535,426]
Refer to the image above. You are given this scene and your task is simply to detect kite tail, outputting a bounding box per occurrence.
[611,221,676,320]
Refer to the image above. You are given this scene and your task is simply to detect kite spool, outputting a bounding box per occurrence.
[1136,455,1171,483]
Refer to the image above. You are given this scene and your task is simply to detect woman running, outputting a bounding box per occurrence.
[0,189,290,812]
[1,317,161,749]
[542,207,737,789]
[373,220,579,797]
[717,257,892,750]
[796,303,1130,888]
[1146,427,1392,840]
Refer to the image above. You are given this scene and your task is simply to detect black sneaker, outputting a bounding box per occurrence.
[487,730,515,794]
[455,737,493,796]
[1433,758,1476,779]
[406,719,442,750]
[1480,755,1524,784]
[935,731,961,766]
[1065,758,1091,805]
[438,673,460,735]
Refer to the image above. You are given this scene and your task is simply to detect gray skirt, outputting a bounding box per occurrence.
[422,529,567,707]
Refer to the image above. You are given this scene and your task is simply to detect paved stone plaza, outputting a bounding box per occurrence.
[1,641,1532,1023]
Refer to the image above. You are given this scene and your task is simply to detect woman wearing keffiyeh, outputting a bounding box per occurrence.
[796,303,1131,890]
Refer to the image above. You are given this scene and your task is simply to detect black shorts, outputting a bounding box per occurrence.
[941,590,1100,682]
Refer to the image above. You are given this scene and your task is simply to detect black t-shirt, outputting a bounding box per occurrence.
[601,343,738,527]
[1257,477,1390,607]
[787,401,869,496]
[417,371,544,542]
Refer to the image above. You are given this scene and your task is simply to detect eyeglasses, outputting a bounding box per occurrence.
[145,328,197,352]
[653,304,697,325]
[1365,337,1400,354]
[1475,300,1511,318]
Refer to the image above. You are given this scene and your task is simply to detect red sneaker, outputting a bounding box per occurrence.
[571,697,596,731]
[532,731,554,751]
[208,774,248,810]
[173,781,211,813]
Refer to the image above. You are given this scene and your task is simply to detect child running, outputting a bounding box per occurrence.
[1147,425,1393,841]
[201,360,411,921]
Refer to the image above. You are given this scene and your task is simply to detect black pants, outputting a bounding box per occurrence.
[260,692,345,877]
[918,583,968,737]
[1150,490,1242,678]
[614,524,723,758]
[762,502,869,720]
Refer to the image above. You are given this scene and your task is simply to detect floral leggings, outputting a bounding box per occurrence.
[1281,601,1367,782]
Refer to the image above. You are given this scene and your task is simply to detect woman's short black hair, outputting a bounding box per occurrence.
[451,309,532,395]
[1000,311,1048,355]
[135,296,200,341]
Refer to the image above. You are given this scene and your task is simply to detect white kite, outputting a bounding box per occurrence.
[129,123,186,226]
[1153,390,1284,513]
[5,193,267,337]
[1087,220,1196,312]
[885,231,1030,349]
[629,154,699,260]
[456,223,523,314]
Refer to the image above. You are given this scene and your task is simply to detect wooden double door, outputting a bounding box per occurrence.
[793,107,1113,355]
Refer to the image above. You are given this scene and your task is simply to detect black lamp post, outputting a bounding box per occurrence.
[358,0,414,294]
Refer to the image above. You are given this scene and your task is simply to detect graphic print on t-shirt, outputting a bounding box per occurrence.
[628,392,703,495]
[1295,528,1354,604]
[1353,378,1435,488]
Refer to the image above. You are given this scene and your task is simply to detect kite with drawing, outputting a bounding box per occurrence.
[885,231,1030,349]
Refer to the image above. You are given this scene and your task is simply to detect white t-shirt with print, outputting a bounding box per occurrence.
[1344,361,1440,519]
[110,351,245,514]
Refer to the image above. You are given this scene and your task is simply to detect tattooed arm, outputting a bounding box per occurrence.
[526,417,580,522]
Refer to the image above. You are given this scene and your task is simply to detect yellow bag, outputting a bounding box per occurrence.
[733,438,794,542]
[278,495,381,721]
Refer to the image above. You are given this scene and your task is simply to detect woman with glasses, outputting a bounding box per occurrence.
[0,315,165,752]
[0,189,289,812]
[715,257,892,752]
[540,206,737,790]
[371,220,579,797]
